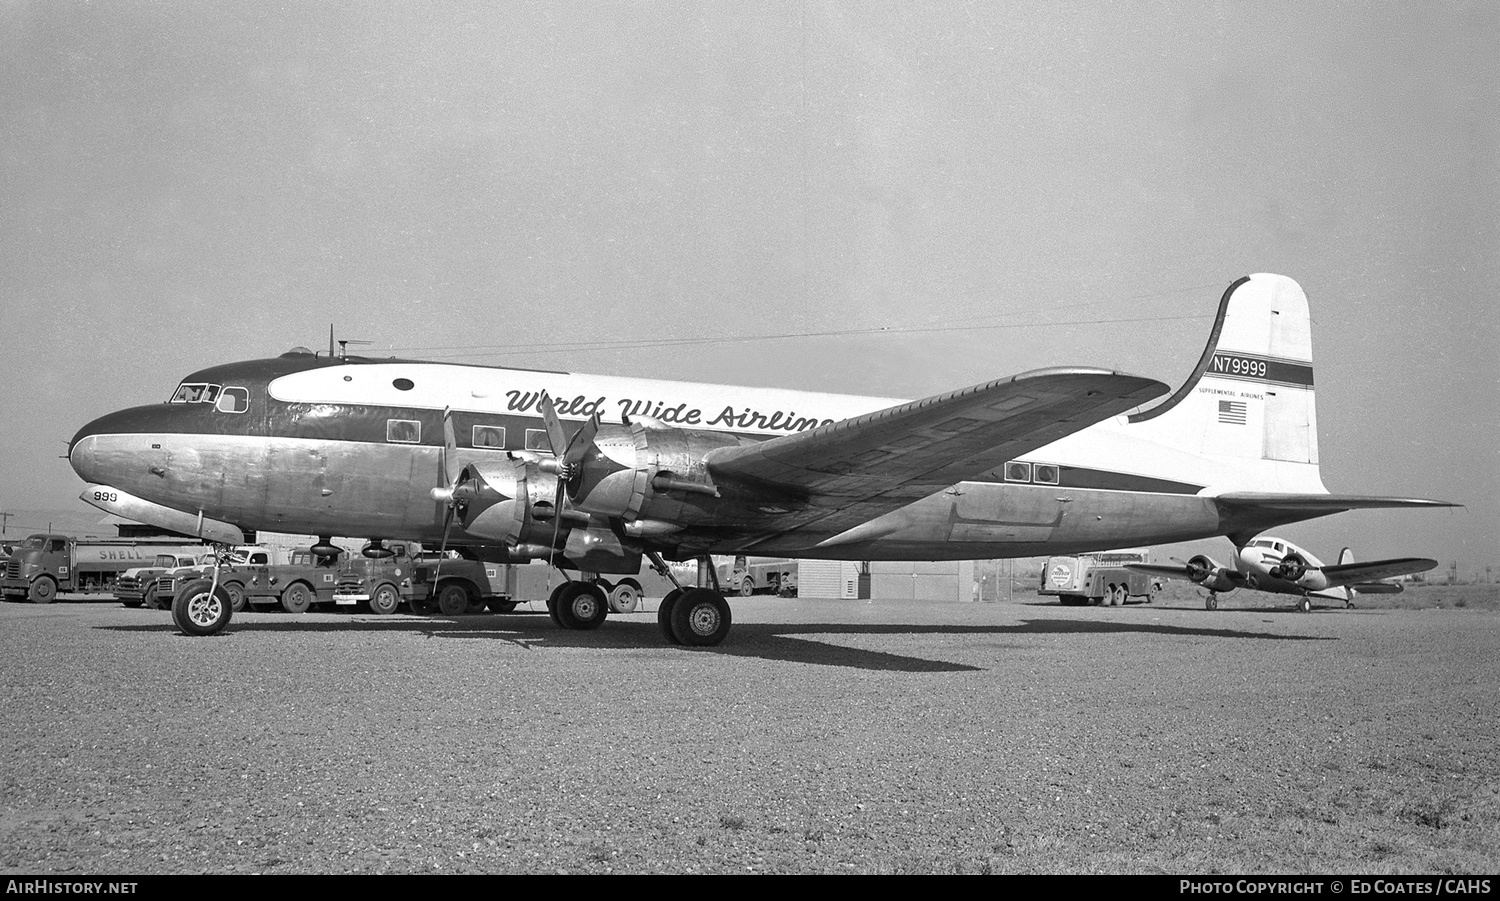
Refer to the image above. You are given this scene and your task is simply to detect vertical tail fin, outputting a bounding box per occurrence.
[1125,274,1325,493]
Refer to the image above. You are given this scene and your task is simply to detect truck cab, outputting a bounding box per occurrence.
[332,542,421,615]
[117,552,210,608]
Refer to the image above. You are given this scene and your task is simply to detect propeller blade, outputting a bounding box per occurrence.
[564,414,599,466]
[548,475,566,567]
[441,406,460,489]
[433,503,456,587]
[539,393,569,461]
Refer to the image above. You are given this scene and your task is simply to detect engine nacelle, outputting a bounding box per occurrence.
[454,459,565,548]
[1185,555,1238,593]
[566,421,748,525]
[1270,552,1309,582]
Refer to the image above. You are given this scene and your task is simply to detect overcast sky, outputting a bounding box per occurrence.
[2,2,1495,573]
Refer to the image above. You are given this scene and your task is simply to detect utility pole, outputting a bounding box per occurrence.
[0,511,11,536]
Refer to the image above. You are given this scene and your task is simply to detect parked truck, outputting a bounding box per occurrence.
[406,551,519,616]
[1038,549,1161,606]
[1,533,210,603]
[148,546,273,611]
[116,552,214,608]
[237,548,347,613]
[329,543,521,616]
[330,542,425,615]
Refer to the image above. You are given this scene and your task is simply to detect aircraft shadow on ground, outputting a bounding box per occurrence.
[98,609,1331,674]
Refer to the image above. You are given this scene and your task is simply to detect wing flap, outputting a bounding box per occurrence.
[1214,493,1459,513]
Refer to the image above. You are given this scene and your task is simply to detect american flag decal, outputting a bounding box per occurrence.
[1218,400,1247,424]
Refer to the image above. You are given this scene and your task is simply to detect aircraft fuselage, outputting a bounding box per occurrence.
[69,352,1231,564]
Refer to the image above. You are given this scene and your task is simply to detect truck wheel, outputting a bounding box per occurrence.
[608,579,642,614]
[368,583,401,615]
[486,598,519,613]
[436,583,470,616]
[280,582,313,614]
[409,594,435,616]
[28,577,58,604]
[738,579,754,597]
[171,579,233,636]
[224,581,247,612]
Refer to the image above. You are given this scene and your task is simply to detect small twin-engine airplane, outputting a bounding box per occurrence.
[1128,537,1438,611]
[68,273,1454,644]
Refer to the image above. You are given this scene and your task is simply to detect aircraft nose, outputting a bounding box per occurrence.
[68,405,178,482]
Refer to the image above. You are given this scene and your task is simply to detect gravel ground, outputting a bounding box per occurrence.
[1,592,1496,875]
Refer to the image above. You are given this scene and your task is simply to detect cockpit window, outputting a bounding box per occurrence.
[170,383,223,404]
[216,387,250,413]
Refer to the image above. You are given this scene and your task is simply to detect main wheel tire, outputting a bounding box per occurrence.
[437,583,470,616]
[607,579,641,614]
[280,583,313,614]
[1298,597,1312,613]
[225,581,247,612]
[555,582,607,630]
[1205,594,1219,611]
[28,577,57,604]
[171,579,233,636]
[546,582,572,627]
[368,583,401,615]
[669,588,732,647]
[658,588,684,644]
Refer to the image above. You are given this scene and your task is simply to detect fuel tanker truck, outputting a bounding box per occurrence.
[1,533,209,603]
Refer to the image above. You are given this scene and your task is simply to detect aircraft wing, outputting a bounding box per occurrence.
[1126,563,1200,581]
[1317,557,1438,587]
[705,367,1167,540]
[1126,562,1249,585]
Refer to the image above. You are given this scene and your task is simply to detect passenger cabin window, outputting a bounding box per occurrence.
[473,425,506,449]
[387,419,421,444]
[1004,462,1031,482]
[216,387,250,413]
[1032,464,1060,485]
[525,429,552,453]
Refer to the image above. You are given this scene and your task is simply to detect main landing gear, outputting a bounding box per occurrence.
[543,554,735,646]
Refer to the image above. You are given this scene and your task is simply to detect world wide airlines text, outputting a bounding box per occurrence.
[504,391,835,432]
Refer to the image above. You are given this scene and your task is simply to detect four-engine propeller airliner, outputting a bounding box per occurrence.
[67,273,1453,644]
[1128,537,1438,611]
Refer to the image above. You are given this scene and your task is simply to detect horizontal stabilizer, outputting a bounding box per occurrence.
[1351,582,1405,595]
